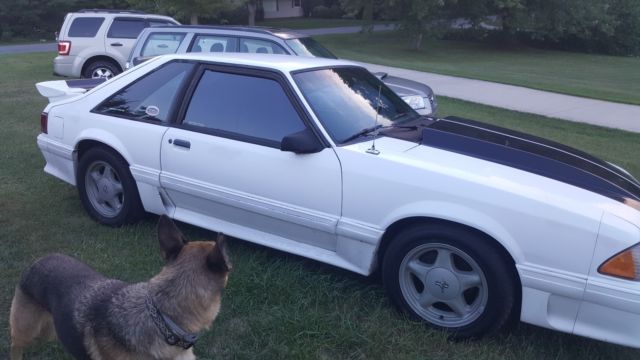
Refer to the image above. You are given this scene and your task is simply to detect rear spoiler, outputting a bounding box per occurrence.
[36,78,106,103]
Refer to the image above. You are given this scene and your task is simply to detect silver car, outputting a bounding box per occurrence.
[54,9,178,79]
[127,25,438,115]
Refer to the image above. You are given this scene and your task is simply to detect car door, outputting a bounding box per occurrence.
[160,64,342,251]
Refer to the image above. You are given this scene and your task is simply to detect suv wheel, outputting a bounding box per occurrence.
[84,60,120,79]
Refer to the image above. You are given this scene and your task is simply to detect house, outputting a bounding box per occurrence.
[261,0,303,19]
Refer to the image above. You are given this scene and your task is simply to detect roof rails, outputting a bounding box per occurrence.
[148,24,290,36]
[77,9,147,14]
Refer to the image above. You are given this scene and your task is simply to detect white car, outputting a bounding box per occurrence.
[36,53,640,348]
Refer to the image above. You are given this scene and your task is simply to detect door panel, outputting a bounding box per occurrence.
[160,129,342,250]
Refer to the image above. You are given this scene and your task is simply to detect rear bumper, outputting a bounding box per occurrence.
[37,134,76,186]
[53,55,82,78]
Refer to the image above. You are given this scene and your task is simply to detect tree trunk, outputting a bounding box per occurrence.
[247,1,257,26]
[190,13,199,25]
[413,31,423,50]
[361,0,374,34]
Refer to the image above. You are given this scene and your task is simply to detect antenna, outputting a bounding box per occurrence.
[366,84,382,155]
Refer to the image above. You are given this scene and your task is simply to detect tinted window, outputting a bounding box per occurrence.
[183,70,305,144]
[239,38,286,54]
[68,17,104,38]
[191,35,238,53]
[107,18,146,39]
[141,33,186,57]
[94,61,193,123]
[294,67,417,143]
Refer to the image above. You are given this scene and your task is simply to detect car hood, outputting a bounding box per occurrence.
[389,116,640,208]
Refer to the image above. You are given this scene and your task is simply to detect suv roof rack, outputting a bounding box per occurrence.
[77,9,147,14]
[148,24,302,37]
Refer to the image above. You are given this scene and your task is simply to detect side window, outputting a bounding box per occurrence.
[191,35,238,53]
[141,33,186,57]
[107,18,147,39]
[239,38,287,54]
[94,61,193,123]
[183,70,306,144]
[68,17,105,38]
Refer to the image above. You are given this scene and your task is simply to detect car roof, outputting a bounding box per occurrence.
[163,52,358,72]
[142,25,307,39]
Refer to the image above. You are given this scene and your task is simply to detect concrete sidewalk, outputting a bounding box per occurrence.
[361,62,640,133]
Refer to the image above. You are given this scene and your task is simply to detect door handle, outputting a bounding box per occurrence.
[110,42,123,47]
[171,139,191,149]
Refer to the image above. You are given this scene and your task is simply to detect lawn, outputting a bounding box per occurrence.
[317,31,640,106]
[1,52,640,359]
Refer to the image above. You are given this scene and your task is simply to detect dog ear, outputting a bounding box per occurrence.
[207,233,232,273]
[157,215,187,261]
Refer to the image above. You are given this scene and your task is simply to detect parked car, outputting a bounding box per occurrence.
[126,25,438,116]
[53,9,179,79]
[36,53,640,348]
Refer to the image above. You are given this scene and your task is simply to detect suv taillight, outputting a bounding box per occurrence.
[58,41,71,55]
[40,112,48,134]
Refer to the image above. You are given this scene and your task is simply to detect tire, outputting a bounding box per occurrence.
[83,60,120,79]
[77,147,143,227]
[382,224,517,339]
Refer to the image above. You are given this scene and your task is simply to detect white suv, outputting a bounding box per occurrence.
[54,9,178,79]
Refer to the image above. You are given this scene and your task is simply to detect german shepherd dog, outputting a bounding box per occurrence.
[9,215,231,360]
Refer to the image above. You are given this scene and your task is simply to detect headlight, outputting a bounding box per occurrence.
[402,95,426,110]
[599,243,640,280]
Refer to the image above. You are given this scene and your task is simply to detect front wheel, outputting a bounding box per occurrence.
[382,224,517,339]
[77,147,143,226]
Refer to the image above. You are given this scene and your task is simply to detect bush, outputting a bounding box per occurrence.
[311,4,343,18]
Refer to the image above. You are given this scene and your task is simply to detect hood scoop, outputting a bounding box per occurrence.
[420,116,640,204]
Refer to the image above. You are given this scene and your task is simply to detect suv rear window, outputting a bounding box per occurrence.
[107,18,146,39]
[68,17,105,38]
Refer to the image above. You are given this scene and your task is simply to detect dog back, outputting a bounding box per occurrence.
[19,253,122,359]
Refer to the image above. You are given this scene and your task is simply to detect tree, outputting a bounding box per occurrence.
[129,0,232,24]
[388,0,450,50]
[246,0,257,26]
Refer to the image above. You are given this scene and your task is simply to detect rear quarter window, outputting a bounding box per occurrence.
[141,33,186,57]
[68,17,105,38]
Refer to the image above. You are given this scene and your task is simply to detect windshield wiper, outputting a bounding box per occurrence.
[341,124,418,144]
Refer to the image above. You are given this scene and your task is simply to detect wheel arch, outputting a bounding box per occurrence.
[81,55,122,77]
[75,135,133,174]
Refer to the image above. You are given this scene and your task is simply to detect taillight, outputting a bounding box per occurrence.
[58,41,71,55]
[40,112,48,134]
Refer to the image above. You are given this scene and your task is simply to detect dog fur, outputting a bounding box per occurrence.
[9,215,231,360]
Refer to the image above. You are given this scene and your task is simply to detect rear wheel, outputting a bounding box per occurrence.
[382,224,517,339]
[77,147,143,226]
[83,60,120,79]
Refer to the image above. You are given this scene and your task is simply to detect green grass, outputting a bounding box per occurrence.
[257,18,379,29]
[2,52,640,359]
[317,31,640,105]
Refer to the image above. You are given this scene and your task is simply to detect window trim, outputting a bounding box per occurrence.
[90,60,197,125]
[175,62,328,149]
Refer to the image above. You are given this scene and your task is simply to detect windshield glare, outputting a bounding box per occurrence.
[285,37,338,59]
[294,67,418,143]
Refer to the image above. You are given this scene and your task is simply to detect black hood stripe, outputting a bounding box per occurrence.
[420,116,640,204]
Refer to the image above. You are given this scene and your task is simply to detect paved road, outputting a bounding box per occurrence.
[0,42,56,54]
[361,62,640,133]
[2,25,638,133]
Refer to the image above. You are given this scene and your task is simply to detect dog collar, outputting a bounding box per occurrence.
[146,295,199,350]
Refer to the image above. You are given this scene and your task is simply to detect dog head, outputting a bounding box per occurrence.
[154,215,232,331]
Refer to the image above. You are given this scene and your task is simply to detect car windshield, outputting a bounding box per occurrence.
[285,37,338,59]
[293,67,419,144]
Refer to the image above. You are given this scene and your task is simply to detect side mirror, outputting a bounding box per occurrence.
[280,128,324,154]
[132,56,151,66]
